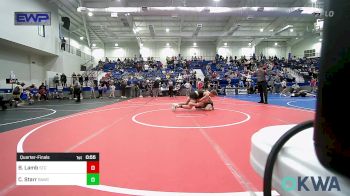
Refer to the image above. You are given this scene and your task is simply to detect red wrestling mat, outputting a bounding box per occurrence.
[0,97,314,195]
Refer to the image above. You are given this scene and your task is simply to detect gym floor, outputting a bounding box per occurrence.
[0,96,315,195]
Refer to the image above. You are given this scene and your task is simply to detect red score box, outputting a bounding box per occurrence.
[87,161,99,173]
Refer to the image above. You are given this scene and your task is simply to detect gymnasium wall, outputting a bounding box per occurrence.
[0,46,89,89]
[141,42,179,62]
[44,52,85,76]
[217,43,255,58]
[92,47,105,65]
[180,42,216,60]
[0,0,60,55]
[104,42,140,61]
[0,45,46,88]
[255,41,288,58]
[291,36,322,58]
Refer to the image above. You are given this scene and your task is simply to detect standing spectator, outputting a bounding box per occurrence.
[310,77,317,92]
[168,80,174,97]
[72,72,77,85]
[139,81,145,98]
[184,80,191,96]
[68,84,74,99]
[153,79,160,97]
[61,37,66,51]
[89,81,96,99]
[120,79,127,98]
[73,82,81,102]
[134,82,140,98]
[274,75,282,93]
[84,74,89,87]
[256,65,268,104]
[97,84,103,98]
[78,74,83,86]
[109,84,116,98]
[53,73,59,88]
[60,73,67,87]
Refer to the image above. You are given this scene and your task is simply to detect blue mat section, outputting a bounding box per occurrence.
[225,94,316,111]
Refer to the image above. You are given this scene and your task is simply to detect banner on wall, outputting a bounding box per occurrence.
[15,12,51,25]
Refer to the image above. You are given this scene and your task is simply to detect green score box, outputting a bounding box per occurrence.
[87,174,100,185]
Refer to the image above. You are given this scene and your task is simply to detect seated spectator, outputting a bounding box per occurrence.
[38,83,48,101]
[12,82,25,107]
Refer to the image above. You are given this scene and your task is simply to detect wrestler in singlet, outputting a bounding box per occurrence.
[190,90,214,108]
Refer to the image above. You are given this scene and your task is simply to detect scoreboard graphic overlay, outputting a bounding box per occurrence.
[16,153,99,185]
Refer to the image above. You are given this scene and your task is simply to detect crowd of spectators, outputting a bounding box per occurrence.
[1,53,319,110]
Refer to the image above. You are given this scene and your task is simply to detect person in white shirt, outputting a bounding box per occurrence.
[184,81,191,96]
[109,84,116,98]
[89,81,96,99]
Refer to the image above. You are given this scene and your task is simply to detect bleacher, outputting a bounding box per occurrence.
[94,56,320,96]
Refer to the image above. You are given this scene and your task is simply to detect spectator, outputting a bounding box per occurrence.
[84,74,89,87]
[61,37,66,51]
[97,84,103,98]
[109,84,116,98]
[310,77,317,92]
[38,82,47,101]
[184,81,191,96]
[168,80,174,97]
[53,73,59,88]
[256,65,268,104]
[73,82,81,102]
[89,81,96,99]
[78,74,83,85]
[12,82,24,107]
[153,79,160,97]
[72,72,77,85]
[121,79,127,98]
[60,73,67,87]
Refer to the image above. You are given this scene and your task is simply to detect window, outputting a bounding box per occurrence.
[76,49,81,57]
[38,25,45,37]
[304,49,316,58]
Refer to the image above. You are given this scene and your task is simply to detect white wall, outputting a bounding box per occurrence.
[140,42,179,62]
[181,42,216,60]
[256,42,288,58]
[217,43,255,58]
[0,42,90,88]
[44,52,84,76]
[291,36,322,58]
[104,42,139,60]
[92,46,105,64]
[0,0,59,55]
[0,46,45,88]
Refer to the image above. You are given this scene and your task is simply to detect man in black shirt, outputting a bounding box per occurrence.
[152,79,160,97]
[255,65,268,104]
[60,73,67,87]
[61,37,66,51]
